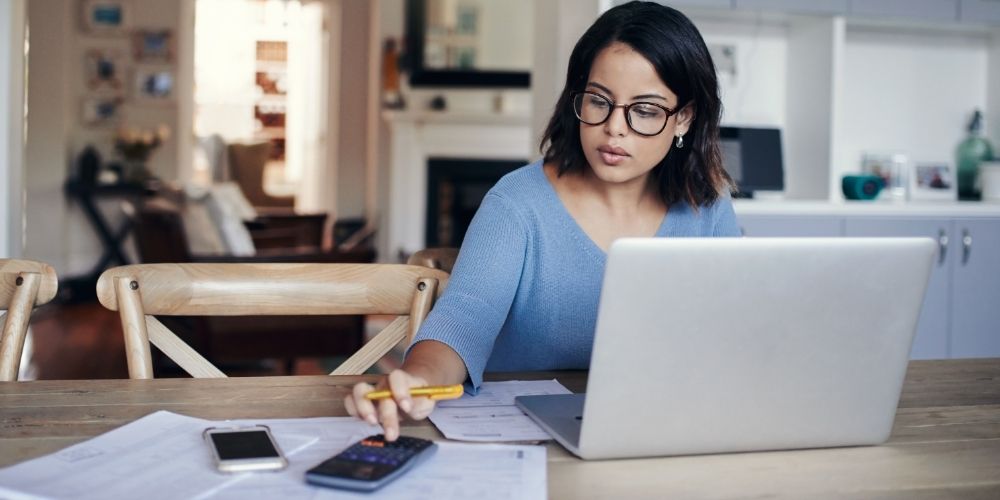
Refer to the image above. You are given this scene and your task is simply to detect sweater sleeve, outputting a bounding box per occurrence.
[406,192,528,390]
[712,196,742,237]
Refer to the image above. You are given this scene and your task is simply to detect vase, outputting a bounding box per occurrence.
[123,160,151,184]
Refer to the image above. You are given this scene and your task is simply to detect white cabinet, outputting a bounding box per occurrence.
[738,209,1000,359]
[848,0,960,22]
[843,217,952,359]
[738,215,843,236]
[949,218,1000,357]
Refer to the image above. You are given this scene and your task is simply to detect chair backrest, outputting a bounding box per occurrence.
[408,247,459,273]
[96,263,449,379]
[0,259,58,381]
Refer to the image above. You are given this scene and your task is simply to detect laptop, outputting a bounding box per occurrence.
[515,237,935,460]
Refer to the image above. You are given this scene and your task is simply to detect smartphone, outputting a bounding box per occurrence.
[305,435,437,492]
[203,425,288,473]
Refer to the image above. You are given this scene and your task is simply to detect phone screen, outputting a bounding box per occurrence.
[210,431,280,460]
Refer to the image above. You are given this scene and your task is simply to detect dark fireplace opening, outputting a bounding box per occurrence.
[426,158,527,248]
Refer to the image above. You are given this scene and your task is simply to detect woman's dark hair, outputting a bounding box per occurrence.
[540,1,733,207]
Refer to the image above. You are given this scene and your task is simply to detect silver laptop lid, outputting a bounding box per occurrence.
[578,238,935,459]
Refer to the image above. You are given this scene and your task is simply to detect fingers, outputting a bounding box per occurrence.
[407,397,437,420]
[344,371,440,442]
[348,382,379,426]
[387,370,413,413]
[378,398,401,441]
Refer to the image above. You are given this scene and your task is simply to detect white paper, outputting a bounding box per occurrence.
[0,411,374,500]
[429,380,572,442]
[0,411,547,500]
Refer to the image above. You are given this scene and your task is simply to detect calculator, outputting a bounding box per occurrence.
[305,435,438,492]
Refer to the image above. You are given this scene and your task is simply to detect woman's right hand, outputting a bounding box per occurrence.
[344,369,439,441]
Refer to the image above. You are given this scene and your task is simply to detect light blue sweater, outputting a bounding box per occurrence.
[409,161,741,389]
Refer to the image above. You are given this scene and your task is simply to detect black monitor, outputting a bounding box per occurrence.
[719,126,784,198]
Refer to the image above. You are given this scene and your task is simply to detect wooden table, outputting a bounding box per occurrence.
[1,359,998,499]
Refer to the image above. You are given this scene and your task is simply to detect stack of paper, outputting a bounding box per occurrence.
[0,410,546,500]
[429,379,572,442]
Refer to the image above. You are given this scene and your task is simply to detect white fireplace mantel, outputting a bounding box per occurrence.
[383,110,534,260]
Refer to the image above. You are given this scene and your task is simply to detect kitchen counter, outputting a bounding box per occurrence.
[733,199,1000,218]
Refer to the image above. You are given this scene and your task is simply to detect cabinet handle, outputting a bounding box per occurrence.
[937,229,948,265]
[962,229,972,265]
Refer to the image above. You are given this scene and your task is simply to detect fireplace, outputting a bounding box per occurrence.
[383,109,533,260]
[425,158,525,247]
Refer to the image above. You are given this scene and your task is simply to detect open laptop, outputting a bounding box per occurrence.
[515,237,935,460]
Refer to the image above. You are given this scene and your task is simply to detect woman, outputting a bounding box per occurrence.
[346,1,739,440]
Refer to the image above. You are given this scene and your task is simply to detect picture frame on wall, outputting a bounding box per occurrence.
[132,66,174,102]
[132,29,174,62]
[81,0,130,35]
[84,49,126,90]
[909,163,957,201]
[81,95,124,127]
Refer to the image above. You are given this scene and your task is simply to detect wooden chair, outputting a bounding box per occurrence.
[96,263,449,379]
[407,247,459,273]
[0,259,58,381]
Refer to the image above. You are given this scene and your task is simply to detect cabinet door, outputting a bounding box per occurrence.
[844,217,951,359]
[738,215,843,237]
[735,0,847,15]
[848,0,959,22]
[950,218,1000,357]
[959,0,1000,23]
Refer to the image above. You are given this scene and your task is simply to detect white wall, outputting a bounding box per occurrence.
[840,26,989,181]
[0,0,26,258]
[691,14,788,127]
[335,0,371,220]
[24,0,187,275]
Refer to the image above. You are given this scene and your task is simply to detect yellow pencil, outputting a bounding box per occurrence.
[364,384,465,401]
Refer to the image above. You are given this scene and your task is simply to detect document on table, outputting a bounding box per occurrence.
[429,379,573,442]
[0,410,546,500]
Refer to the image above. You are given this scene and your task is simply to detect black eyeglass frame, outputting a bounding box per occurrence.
[571,91,677,137]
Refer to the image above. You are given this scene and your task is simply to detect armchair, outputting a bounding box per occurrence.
[226,142,295,209]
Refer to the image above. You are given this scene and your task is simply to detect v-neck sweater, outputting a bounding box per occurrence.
[408,160,741,390]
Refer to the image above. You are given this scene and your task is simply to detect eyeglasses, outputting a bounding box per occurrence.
[572,91,676,137]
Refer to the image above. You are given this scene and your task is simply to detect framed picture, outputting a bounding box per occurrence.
[132,29,173,62]
[861,152,908,200]
[81,0,130,35]
[909,163,957,201]
[84,49,125,90]
[81,95,124,126]
[132,66,174,102]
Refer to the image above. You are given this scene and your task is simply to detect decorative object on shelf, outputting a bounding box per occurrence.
[115,125,170,182]
[132,29,173,62]
[861,152,908,201]
[428,94,447,111]
[841,174,884,200]
[908,163,957,201]
[979,161,1000,203]
[84,49,125,90]
[381,38,405,109]
[955,109,994,201]
[132,66,174,102]
[81,0,130,35]
[81,95,123,127]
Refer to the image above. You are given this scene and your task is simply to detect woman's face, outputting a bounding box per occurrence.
[578,42,693,187]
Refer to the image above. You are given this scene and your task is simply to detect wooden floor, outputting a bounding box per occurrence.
[25,301,338,380]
